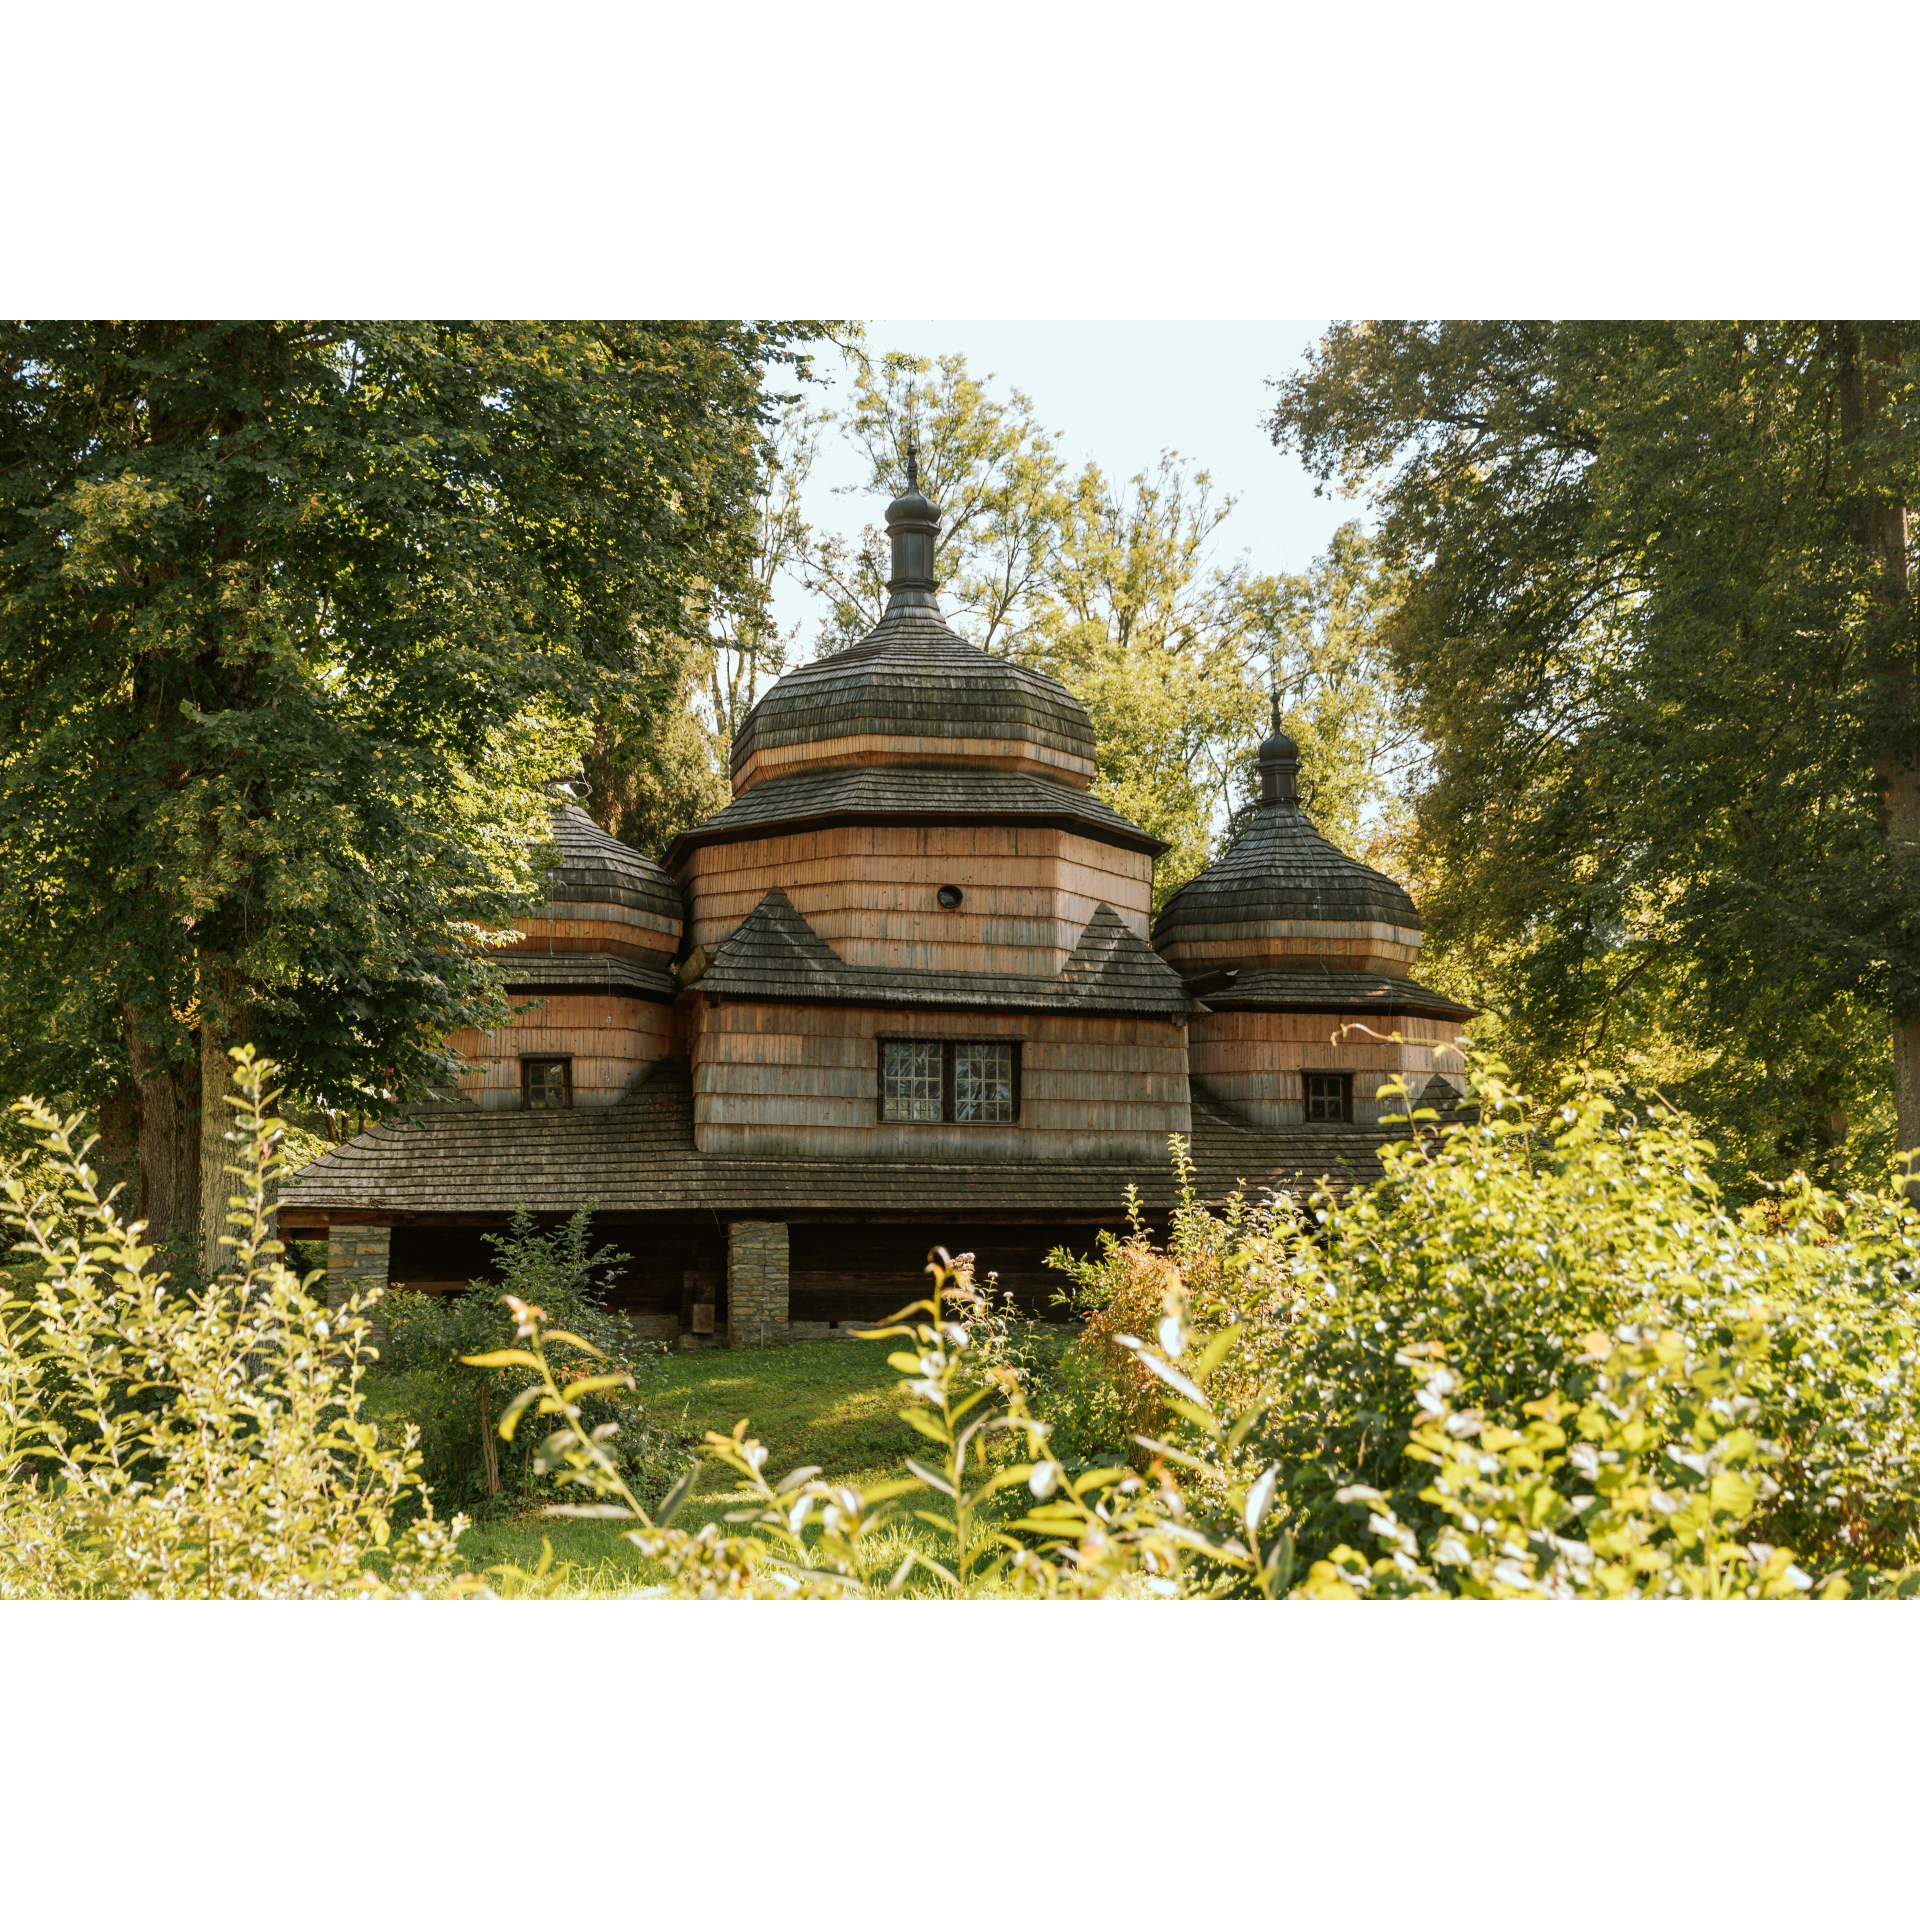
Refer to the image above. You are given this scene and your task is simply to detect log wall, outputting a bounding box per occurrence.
[683,823,1152,974]
[692,1001,1189,1161]
[452,993,674,1109]
[1188,1009,1465,1127]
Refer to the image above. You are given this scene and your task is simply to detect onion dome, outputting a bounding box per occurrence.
[503,799,685,966]
[726,457,1097,795]
[1153,694,1424,978]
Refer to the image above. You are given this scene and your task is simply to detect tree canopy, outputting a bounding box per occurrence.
[0,319,831,1262]
[1269,321,1920,1189]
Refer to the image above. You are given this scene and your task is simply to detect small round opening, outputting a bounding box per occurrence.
[936,885,964,910]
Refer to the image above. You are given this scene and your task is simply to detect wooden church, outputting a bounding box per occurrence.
[282,467,1473,1340]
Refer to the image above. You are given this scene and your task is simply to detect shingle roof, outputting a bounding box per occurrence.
[665,764,1166,864]
[281,1058,1389,1221]
[727,600,1096,784]
[695,890,1195,1016]
[490,953,680,1002]
[547,805,685,926]
[1193,967,1476,1021]
[1154,799,1421,943]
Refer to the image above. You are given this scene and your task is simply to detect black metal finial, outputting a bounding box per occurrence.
[1270,684,1281,732]
[883,440,940,606]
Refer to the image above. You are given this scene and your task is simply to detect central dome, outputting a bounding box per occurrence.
[728,604,1097,792]
[727,461,1096,793]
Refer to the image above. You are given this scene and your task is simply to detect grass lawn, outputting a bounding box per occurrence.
[448,1335,925,1592]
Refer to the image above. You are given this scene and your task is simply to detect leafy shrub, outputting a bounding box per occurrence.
[379,1205,682,1513]
[0,1050,461,1598]
[1302,1321,1856,1599]
[460,1250,1295,1599]
[1046,1144,1300,1468]
[1047,1059,1920,1595]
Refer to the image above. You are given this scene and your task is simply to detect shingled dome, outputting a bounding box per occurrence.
[547,804,684,925]
[727,464,1097,794]
[1153,699,1424,978]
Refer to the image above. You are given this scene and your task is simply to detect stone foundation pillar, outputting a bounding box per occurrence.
[727,1220,789,1348]
[326,1223,391,1312]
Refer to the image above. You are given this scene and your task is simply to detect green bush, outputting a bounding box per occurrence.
[0,1050,461,1598]
[379,1205,683,1514]
[1071,1060,1920,1595]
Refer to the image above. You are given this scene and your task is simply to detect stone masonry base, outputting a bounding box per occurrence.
[727,1220,789,1348]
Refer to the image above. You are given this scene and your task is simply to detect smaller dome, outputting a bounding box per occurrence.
[1153,726,1422,977]
[546,805,685,925]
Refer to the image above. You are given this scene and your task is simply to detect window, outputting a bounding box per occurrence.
[881,1039,1019,1125]
[1304,1073,1351,1123]
[523,1057,571,1110]
[954,1041,1014,1123]
[882,1040,942,1123]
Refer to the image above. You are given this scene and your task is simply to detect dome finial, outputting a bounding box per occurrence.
[1257,687,1299,807]
[883,441,941,609]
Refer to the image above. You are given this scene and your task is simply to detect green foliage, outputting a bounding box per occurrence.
[1064,1057,1920,1595]
[1268,320,1920,1190]
[458,1251,1293,1599]
[1302,1325,1845,1600]
[799,348,1409,914]
[0,319,832,1136]
[0,1048,460,1597]
[379,1204,680,1513]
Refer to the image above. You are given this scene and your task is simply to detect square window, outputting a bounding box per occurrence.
[954,1041,1014,1123]
[882,1040,942,1122]
[1305,1073,1349,1123]
[524,1059,570,1110]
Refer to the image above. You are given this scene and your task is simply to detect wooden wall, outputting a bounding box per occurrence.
[452,992,674,1109]
[693,1001,1189,1161]
[1156,917,1423,977]
[684,823,1152,974]
[502,901,680,965]
[733,731,1094,794]
[1188,1009,1465,1127]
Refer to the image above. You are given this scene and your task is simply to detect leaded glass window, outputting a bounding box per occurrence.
[953,1041,1014,1123]
[882,1040,943,1122]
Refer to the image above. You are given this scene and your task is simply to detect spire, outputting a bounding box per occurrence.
[1257,686,1299,806]
[883,442,940,610]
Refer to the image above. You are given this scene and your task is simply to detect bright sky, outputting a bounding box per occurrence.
[769,320,1368,658]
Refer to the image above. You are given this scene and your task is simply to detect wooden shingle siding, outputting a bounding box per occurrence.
[282,1061,1389,1228]
[1159,920,1424,976]
[728,603,1097,793]
[667,767,1163,865]
[692,1002,1189,1162]
[1189,1009,1466,1129]
[1153,798,1425,975]
[694,893,1195,1018]
[684,824,1152,972]
[502,906,680,965]
[454,993,674,1109]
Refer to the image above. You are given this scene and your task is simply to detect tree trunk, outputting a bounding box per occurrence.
[1841,324,1919,1187]
[198,963,269,1283]
[122,1003,201,1261]
[479,1380,502,1498]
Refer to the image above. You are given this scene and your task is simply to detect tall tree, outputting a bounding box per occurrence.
[0,320,828,1270]
[1268,321,1920,1190]
[802,350,1066,654]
